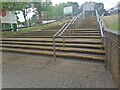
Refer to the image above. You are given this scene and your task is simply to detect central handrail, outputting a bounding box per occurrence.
[52,14,80,61]
[53,17,75,37]
[52,13,83,61]
[54,23,68,37]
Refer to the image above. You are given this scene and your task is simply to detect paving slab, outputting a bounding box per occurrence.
[2,52,116,88]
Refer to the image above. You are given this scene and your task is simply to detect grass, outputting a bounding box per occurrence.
[103,14,120,31]
[2,19,70,38]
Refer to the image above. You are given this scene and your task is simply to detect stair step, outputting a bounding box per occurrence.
[26,31,57,34]
[1,44,105,55]
[17,29,100,35]
[65,33,100,36]
[16,34,100,37]
[68,29,99,31]
[2,41,103,49]
[11,36,101,39]
[1,47,105,61]
[69,31,100,33]
[2,38,102,44]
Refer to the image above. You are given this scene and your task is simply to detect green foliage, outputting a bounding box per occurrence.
[103,15,119,31]
[94,3,105,15]
[2,2,31,26]
[2,2,28,11]
[2,19,69,38]
[43,2,71,19]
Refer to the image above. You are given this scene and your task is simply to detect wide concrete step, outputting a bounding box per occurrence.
[78,27,98,29]
[23,32,56,34]
[16,33,100,37]
[78,24,97,26]
[16,34,55,36]
[11,36,101,39]
[69,31,100,33]
[65,33,100,36]
[19,32,100,35]
[25,29,99,34]
[2,38,102,44]
[2,41,103,49]
[1,47,105,61]
[23,30,100,35]
[70,29,99,31]
[27,31,57,34]
[1,44,105,55]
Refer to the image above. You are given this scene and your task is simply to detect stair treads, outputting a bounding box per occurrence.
[1,44,105,55]
[1,47,105,61]
[16,34,100,37]
[2,38,102,44]
[67,29,99,31]
[68,31,100,33]
[65,33,100,35]
[29,29,58,32]
[11,36,101,39]
[2,41,103,49]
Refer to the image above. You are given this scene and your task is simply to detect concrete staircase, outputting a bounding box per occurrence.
[1,16,105,61]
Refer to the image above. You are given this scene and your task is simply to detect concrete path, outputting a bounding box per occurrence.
[2,52,116,88]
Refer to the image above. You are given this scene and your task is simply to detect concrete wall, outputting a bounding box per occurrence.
[104,30,120,88]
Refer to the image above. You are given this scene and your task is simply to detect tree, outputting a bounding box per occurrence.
[94,2,105,15]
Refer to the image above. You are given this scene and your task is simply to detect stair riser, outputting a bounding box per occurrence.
[66,31,99,33]
[20,32,100,35]
[22,32,56,34]
[2,46,105,55]
[21,31,100,34]
[15,34,100,37]
[65,34,100,36]
[11,36,101,39]
[2,50,105,61]
[2,40,102,44]
[2,43,103,49]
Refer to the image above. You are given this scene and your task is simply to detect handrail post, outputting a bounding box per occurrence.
[63,33,65,47]
[102,37,104,49]
[53,36,56,61]
[69,25,71,39]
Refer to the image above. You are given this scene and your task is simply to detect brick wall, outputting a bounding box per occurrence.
[104,30,120,88]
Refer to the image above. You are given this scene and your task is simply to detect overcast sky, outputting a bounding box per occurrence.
[52,0,120,9]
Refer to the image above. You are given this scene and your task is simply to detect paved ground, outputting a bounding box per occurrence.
[2,52,116,88]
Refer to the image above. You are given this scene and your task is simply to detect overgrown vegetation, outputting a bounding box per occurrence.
[103,15,119,31]
[2,19,69,38]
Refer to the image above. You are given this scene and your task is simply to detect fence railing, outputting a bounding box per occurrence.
[95,10,108,68]
[53,13,83,61]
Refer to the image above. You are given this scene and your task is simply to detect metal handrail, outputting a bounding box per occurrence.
[59,19,74,36]
[53,17,75,37]
[95,10,108,68]
[96,10,104,37]
[95,10,105,49]
[60,14,82,36]
[53,14,80,61]
[54,23,67,37]
[53,16,77,61]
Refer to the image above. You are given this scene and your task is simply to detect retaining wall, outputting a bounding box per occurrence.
[104,30,120,88]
